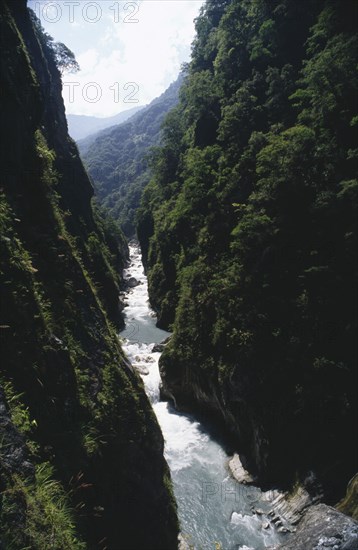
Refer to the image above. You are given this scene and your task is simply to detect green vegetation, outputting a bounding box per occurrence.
[30,9,80,74]
[81,76,183,236]
[138,0,357,498]
[0,380,82,550]
[0,2,178,548]
[336,474,358,521]
[1,461,85,550]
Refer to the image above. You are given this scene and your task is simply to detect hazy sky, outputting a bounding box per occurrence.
[28,0,204,117]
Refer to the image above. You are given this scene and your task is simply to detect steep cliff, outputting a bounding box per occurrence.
[0,1,178,548]
[138,0,357,504]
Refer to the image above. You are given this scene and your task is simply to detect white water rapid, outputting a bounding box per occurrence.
[120,243,286,550]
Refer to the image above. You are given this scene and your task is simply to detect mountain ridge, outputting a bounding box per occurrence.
[81,74,184,236]
[67,105,144,140]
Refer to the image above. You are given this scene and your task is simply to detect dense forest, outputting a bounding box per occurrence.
[0,2,178,548]
[1,0,357,547]
[138,0,357,504]
[81,77,183,236]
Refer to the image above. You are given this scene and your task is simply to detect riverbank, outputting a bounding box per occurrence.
[120,243,287,549]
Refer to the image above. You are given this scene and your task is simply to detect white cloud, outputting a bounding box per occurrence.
[29,0,204,116]
[77,48,100,74]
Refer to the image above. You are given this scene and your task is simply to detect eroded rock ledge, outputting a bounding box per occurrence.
[228,455,358,548]
[269,503,358,550]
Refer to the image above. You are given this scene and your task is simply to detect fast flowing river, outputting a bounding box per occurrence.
[120,243,286,550]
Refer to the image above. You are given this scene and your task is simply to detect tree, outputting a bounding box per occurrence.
[29,9,80,75]
[52,42,80,74]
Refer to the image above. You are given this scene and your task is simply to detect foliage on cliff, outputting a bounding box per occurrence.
[138,0,357,498]
[81,76,183,236]
[336,474,358,521]
[29,9,80,74]
[0,1,178,548]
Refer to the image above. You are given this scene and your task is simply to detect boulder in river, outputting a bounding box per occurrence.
[126,277,141,288]
[134,354,155,364]
[152,336,172,353]
[133,364,150,376]
[152,343,166,353]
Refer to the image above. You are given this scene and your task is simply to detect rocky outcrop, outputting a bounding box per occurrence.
[232,480,358,549]
[227,467,325,538]
[244,476,358,548]
[268,504,358,550]
[261,472,323,527]
[229,454,256,485]
[0,1,178,548]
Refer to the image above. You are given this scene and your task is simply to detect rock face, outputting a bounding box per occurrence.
[0,2,178,548]
[229,454,256,485]
[260,472,324,528]
[271,504,358,550]
[229,471,358,547]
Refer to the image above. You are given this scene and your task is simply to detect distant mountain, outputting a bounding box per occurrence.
[81,75,184,236]
[66,105,144,140]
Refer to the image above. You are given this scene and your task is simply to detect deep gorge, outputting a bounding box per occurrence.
[1,0,357,548]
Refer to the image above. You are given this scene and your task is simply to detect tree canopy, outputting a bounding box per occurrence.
[137,0,357,494]
[29,9,80,74]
